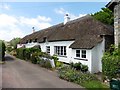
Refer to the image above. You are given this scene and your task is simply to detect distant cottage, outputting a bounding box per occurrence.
[106,0,120,47]
[18,15,114,73]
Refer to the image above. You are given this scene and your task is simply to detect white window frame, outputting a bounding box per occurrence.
[81,50,86,59]
[76,49,86,59]
[46,46,50,54]
[76,50,80,57]
[54,46,66,56]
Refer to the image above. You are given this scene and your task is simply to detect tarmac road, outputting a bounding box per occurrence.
[1,55,83,88]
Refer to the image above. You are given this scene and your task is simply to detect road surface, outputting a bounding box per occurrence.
[1,55,83,88]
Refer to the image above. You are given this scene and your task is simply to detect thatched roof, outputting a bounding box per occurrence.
[106,0,119,11]
[20,15,113,49]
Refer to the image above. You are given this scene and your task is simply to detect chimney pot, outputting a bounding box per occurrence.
[64,13,70,25]
[32,27,35,33]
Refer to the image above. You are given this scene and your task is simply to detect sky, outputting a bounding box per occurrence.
[0,0,111,41]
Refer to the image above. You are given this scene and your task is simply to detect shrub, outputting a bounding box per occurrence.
[81,65,88,72]
[38,58,52,69]
[0,40,6,61]
[70,62,88,72]
[102,45,120,80]
[52,55,58,66]
[44,60,52,69]
[72,62,82,70]
[56,61,63,68]
[31,52,38,64]
[58,66,98,84]
[16,47,53,69]
[16,48,25,59]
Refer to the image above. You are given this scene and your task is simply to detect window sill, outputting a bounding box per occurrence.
[58,55,67,58]
[74,58,88,61]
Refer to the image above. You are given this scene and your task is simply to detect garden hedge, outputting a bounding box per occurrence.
[102,45,120,80]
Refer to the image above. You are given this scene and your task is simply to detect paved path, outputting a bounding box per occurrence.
[1,55,83,88]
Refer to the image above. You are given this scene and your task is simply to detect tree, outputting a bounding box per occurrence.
[92,8,114,25]
[10,38,21,49]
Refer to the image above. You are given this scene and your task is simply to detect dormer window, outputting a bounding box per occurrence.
[33,38,37,42]
[43,37,47,42]
[29,39,32,43]
[26,40,28,43]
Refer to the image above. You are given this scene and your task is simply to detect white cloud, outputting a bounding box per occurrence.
[0,4,11,10]
[0,14,52,41]
[55,8,87,20]
[55,8,67,15]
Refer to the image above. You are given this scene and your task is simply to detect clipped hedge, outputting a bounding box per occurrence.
[16,47,54,69]
[16,47,41,61]
[0,40,6,61]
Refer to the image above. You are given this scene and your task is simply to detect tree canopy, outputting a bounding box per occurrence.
[10,38,21,49]
[92,8,114,25]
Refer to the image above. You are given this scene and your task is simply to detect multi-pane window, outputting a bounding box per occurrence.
[81,50,86,58]
[29,39,32,43]
[34,38,37,42]
[76,50,86,59]
[54,46,66,56]
[76,50,80,57]
[46,46,50,54]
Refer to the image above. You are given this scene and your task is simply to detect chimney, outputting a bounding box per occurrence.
[64,13,70,24]
[32,27,35,33]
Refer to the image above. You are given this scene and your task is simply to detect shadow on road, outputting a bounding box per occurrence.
[5,55,15,61]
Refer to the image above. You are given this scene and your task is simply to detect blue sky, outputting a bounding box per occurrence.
[0,1,111,41]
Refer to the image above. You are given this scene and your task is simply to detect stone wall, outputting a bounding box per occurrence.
[114,2,120,46]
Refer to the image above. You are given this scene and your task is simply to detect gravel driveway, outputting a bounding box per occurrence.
[1,55,83,88]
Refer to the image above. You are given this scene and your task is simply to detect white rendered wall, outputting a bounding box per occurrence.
[17,44,25,48]
[25,42,39,48]
[39,41,75,63]
[91,38,105,73]
[72,49,92,73]
[19,39,105,73]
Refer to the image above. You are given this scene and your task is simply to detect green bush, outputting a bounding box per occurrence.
[44,60,52,69]
[58,66,98,84]
[70,62,88,72]
[56,61,63,68]
[81,65,88,72]
[58,66,108,89]
[38,58,52,69]
[16,48,25,59]
[0,40,6,61]
[102,45,120,80]
[52,55,58,66]
[72,62,82,70]
[16,47,41,60]
[31,52,38,64]
[16,47,53,69]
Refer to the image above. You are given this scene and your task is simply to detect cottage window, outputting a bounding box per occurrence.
[29,39,32,43]
[26,40,28,43]
[34,39,37,42]
[54,46,66,56]
[76,50,86,59]
[81,50,86,58]
[76,50,80,57]
[46,46,50,54]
